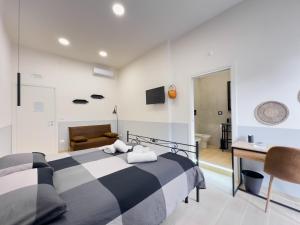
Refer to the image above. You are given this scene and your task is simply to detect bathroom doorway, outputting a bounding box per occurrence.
[193,69,232,175]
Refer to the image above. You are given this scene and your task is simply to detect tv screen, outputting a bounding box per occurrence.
[146,86,165,104]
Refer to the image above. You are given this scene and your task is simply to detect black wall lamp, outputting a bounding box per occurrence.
[17,0,21,106]
[112,105,118,134]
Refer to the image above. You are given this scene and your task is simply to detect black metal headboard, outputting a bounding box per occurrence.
[126,131,199,166]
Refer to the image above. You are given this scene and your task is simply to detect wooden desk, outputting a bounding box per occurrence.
[232,141,299,212]
[232,141,269,196]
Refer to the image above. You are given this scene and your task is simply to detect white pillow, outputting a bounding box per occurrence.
[113,140,130,153]
[103,144,116,154]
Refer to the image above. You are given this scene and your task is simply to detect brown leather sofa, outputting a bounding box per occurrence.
[69,124,118,151]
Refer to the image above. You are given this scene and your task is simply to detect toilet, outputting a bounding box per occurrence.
[195,133,211,149]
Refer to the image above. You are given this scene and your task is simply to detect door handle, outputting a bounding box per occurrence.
[48,121,54,126]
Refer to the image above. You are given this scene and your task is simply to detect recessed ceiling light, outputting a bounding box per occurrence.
[99,51,108,58]
[58,37,70,46]
[112,3,125,16]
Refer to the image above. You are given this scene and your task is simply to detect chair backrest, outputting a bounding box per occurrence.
[264,146,300,184]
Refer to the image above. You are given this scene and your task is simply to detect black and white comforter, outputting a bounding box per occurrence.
[0,167,66,225]
[0,152,49,177]
[47,147,205,225]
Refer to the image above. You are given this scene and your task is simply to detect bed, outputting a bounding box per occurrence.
[46,132,206,225]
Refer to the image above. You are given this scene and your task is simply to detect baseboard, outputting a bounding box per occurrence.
[199,160,232,177]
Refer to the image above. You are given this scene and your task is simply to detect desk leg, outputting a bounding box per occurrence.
[232,148,235,196]
[232,149,243,197]
[240,158,243,184]
[185,197,188,204]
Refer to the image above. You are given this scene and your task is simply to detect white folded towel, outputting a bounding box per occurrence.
[127,151,157,164]
[103,144,116,154]
[114,140,131,153]
[133,145,150,153]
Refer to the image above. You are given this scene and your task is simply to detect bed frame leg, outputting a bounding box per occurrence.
[185,197,188,204]
[196,187,200,202]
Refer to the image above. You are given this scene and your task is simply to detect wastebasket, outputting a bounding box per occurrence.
[242,170,264,195]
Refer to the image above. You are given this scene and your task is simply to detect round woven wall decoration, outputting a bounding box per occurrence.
[254,101,289,125]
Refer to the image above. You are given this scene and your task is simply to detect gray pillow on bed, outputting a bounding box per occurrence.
[0,167,67,225]
[0,152,50,177]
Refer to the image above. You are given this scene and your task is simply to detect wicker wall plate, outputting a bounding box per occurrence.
[255,101,289,125]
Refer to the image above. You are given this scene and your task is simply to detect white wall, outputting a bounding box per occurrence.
[118,0,300,146]
[118,0,300,197]
[170,0,300,128]
[169,0,300,197]
[18,47,118,122]
[117,44,172,123]
[117,44,174,140]
[0,0,12,156]
[14,47,118,150]
[118,0,300,132]
[0,0,12,128]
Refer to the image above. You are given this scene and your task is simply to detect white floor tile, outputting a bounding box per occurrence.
[162,169,300,225]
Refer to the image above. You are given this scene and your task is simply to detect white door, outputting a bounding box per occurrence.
[16,85,56,154]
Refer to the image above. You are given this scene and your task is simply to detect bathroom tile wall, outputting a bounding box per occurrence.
[194,70,231,147]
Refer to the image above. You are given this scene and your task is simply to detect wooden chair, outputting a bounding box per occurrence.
[264,146,300,212]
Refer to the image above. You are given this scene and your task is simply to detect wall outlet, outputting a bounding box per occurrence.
[32,74,43,79]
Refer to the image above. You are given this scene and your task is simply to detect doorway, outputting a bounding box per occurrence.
[193,69,232,174]
[16,85,57,154]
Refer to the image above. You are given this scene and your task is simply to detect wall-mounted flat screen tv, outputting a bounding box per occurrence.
[146,86,165,104]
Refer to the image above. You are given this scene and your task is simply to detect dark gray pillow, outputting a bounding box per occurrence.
[0,167,67,225]
[0,152,50,177]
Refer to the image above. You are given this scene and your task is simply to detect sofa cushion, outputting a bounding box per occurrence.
[71,137,118,151]
[87,137,116,146]
[103,132,118,138]
[71,136,88,143]
[113,140,131,153]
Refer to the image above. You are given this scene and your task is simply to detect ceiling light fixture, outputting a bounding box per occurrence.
[58,37,70,46]
[112,3,125,16]
[99,51,108,58]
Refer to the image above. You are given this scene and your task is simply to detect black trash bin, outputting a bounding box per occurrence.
[242,170,264,195]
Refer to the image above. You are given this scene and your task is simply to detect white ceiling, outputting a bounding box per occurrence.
[4,0,243,69]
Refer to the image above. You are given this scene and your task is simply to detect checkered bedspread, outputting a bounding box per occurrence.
[47,147,205,225]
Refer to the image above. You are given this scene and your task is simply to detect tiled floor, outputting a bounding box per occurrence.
[162,169,300,225]
[200,147,232,169]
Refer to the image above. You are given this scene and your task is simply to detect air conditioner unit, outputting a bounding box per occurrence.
[93,67,114,78]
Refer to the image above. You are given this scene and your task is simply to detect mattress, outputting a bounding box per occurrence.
[46,147,206,225]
